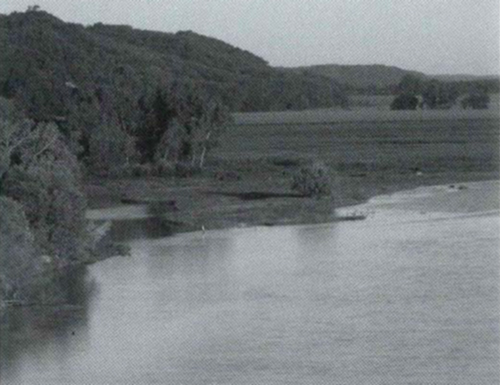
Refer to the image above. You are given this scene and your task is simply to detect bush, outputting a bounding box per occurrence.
[291,162,332,198]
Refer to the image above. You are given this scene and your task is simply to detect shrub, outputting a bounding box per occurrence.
[291,162,332,198]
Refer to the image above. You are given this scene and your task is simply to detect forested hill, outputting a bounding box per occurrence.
[282,64,499,95]
[281,64,426,93]
[0,10,347,113]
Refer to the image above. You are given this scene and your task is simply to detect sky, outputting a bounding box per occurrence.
[1,0,499,75]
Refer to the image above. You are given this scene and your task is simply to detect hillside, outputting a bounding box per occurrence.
[430,74,500,82]
[0,10,347,114]
[283,64,499,95]
[281,64,425,92]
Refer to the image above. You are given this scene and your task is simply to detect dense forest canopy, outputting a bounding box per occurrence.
[0,10,347,114]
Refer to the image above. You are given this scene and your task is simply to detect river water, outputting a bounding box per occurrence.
[1,181,499,384]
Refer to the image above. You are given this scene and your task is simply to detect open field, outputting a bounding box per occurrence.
[346,94,500,111]
[87,109,500,234]
[216,117,499,174]
[346,94,395,110]
[233,102,499,125]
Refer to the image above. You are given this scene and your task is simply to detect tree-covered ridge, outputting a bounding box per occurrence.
[282,64,500,96]
[0,10,346,113]
[282,64,426,91]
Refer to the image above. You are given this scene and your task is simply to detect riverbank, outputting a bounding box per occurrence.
[86,108,499,235]
[85,166,499,238]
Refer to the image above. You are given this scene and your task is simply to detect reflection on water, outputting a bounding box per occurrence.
[0,268,96,381]
[1,183,499,384]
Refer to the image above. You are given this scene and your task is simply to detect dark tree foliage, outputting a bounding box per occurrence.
[134,82,232,168]
[462,92,490,109]
[1,97,91,305]
[392,75,488,110]
[390,94,419,110]
[136,88,176,163]
[0,10,346,114]
[3,129,89,263]
[397,74,423,96]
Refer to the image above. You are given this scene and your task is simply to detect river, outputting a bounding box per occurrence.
[1,181,499,384]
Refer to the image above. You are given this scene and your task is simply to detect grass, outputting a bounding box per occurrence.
[85,109,500,237]
[215,118,499,173]
[233,106,499,125]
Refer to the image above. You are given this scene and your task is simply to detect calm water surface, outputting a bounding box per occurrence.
[1,182,499,384]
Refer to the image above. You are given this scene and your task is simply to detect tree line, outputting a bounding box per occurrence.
[390,74,496,110]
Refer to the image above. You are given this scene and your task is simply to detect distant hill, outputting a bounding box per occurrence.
[0,10,347,113]
[282,64,499,94]
[429,74,500,82]
[280,64,425,91]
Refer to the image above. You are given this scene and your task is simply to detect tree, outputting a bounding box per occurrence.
[4,123,90,264]
[187,98,232,169]
[155,118,185,164]
[136,83,231,170]
[88,115,136,176]
[390,94,419,110]
[462,84,490,109]
[136,88,176,163]
[291,161,332,198]
[397,74,422,96]
[0,98,34,189]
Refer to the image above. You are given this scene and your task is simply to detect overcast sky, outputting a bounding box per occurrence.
[1,0,499,75]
